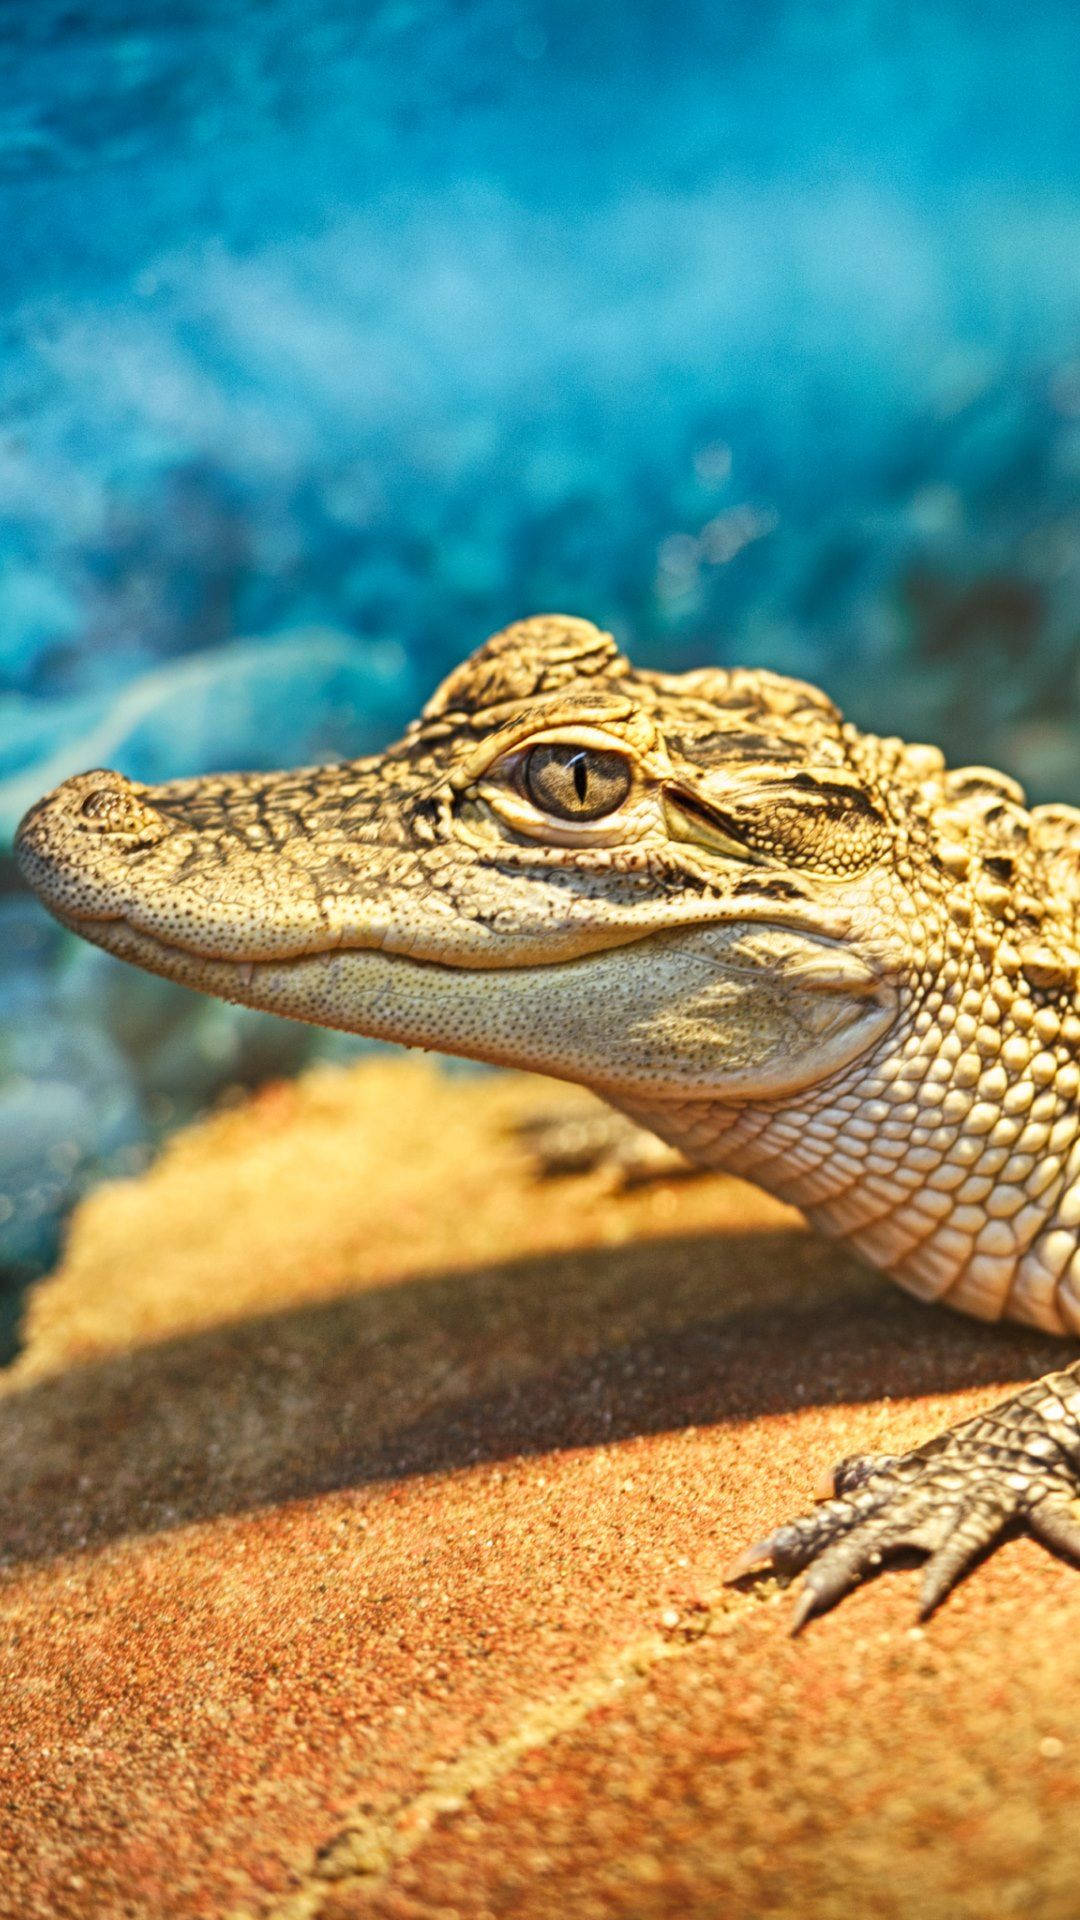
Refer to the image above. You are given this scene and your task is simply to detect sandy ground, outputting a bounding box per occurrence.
[2,1057,1080,1919]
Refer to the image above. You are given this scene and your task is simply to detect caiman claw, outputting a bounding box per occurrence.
[725,1371,1080,1630]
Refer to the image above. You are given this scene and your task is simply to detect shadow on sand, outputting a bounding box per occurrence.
[0,1224,1067,1571]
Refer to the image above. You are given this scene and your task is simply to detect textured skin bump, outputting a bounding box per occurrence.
[16,613,1080,1616]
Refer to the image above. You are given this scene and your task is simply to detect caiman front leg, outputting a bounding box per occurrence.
[728,1365,1080,1629]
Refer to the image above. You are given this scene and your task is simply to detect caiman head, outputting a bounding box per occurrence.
[17,614,967,1109]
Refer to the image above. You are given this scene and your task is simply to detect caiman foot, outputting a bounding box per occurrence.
[514,1104,689,1184]
[727,1369,1080,1629]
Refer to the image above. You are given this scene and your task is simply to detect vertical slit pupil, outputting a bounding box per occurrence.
[522,741,631,820]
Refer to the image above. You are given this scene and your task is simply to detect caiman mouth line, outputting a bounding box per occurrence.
[41,887,860,975]
[57,904,870,980]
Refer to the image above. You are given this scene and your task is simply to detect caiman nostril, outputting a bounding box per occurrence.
[72,778,168,844]
[79,788,127,823]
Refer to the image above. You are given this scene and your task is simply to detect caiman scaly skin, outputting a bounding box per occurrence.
[17,614,1080,1624]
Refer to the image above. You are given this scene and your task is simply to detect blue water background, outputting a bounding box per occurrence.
[3,0,1080,1293]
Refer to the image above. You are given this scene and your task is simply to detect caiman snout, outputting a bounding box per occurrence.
[14,762,362,960]
[15,769,175,926]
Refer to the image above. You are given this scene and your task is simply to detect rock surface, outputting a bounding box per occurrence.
[3,1056,1080,1919]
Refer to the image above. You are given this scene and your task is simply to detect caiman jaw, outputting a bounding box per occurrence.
[44,907,895,1107]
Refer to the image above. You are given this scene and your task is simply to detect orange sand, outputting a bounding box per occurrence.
[1,1058,1077,1919]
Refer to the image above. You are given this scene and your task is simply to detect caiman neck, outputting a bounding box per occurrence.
[621,937,1080,1338]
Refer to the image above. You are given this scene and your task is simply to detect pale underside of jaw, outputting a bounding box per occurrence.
[53,907,898,1106]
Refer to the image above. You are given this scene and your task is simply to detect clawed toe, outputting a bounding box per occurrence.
[728,1371,1080,1627]
[723,1538,778,1584]
[827,1451,902,1498]
[724,1432,1060,1628]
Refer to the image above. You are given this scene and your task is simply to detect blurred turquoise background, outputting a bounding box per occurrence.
[3,0,1080,1308]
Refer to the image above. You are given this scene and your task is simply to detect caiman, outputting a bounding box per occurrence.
[17,614,1080,1628]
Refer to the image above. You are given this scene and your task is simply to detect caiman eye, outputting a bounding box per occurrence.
[522,743,632,821]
